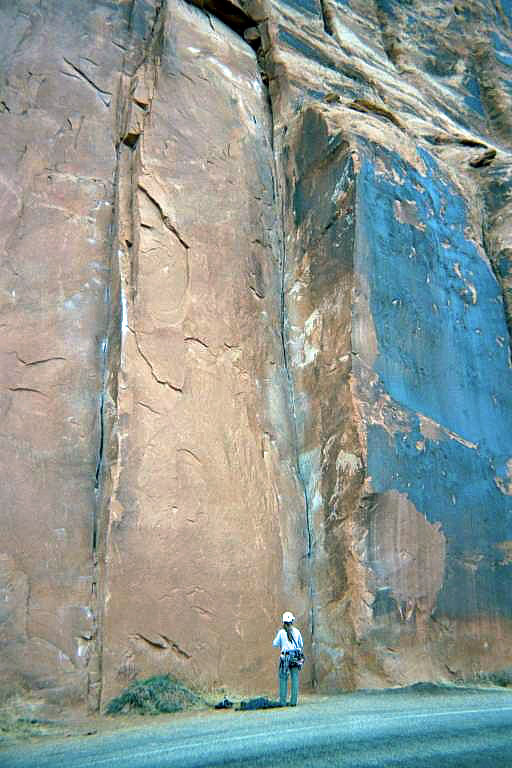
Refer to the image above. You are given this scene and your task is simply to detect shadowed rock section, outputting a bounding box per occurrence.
[1,0,512,712]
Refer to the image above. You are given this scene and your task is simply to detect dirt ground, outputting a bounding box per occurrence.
[0,689,323,750]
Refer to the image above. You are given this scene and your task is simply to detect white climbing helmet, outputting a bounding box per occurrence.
[282,611,295,624]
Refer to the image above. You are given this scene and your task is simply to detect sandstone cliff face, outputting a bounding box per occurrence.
[1,0,511,711]
[100,0,308,704]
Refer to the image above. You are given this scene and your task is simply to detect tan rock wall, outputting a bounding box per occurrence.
[2,0,512,713]
[0,0,125,706]
[98,0,308,704]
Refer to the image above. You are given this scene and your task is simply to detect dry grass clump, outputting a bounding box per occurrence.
[106,674,203,716]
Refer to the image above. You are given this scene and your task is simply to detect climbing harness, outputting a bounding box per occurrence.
[279,632,305,673]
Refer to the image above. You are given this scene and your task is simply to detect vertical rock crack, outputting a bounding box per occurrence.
[92,0,167,712]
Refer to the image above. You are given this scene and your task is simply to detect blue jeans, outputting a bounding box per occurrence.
[279,665,299,706]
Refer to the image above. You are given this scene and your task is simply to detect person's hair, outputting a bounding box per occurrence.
[284,623,294,642]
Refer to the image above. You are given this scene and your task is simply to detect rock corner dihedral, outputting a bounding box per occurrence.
[1,0,512,713]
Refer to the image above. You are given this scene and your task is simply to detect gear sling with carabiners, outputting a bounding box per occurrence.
[279,635,305,674]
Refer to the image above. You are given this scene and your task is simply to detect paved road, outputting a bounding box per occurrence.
[2,688,512,767]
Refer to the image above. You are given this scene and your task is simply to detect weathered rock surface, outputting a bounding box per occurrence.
[0,0,130,707]
[1,0,511,711]
[272,0,512,688]
[99,0,307,704]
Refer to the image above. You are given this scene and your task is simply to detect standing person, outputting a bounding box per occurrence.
[273,611,304,706]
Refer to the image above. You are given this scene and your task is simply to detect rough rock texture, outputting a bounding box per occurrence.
[0,0,128,708]
[1,0,512,712]
[99,0,307,704]
[270,0,512,689]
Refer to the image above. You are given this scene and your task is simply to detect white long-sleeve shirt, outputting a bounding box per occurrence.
[272,627,304,653]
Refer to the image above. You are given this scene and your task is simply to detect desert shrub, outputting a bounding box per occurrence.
[106,674,202,716]
[488,668,512,687]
